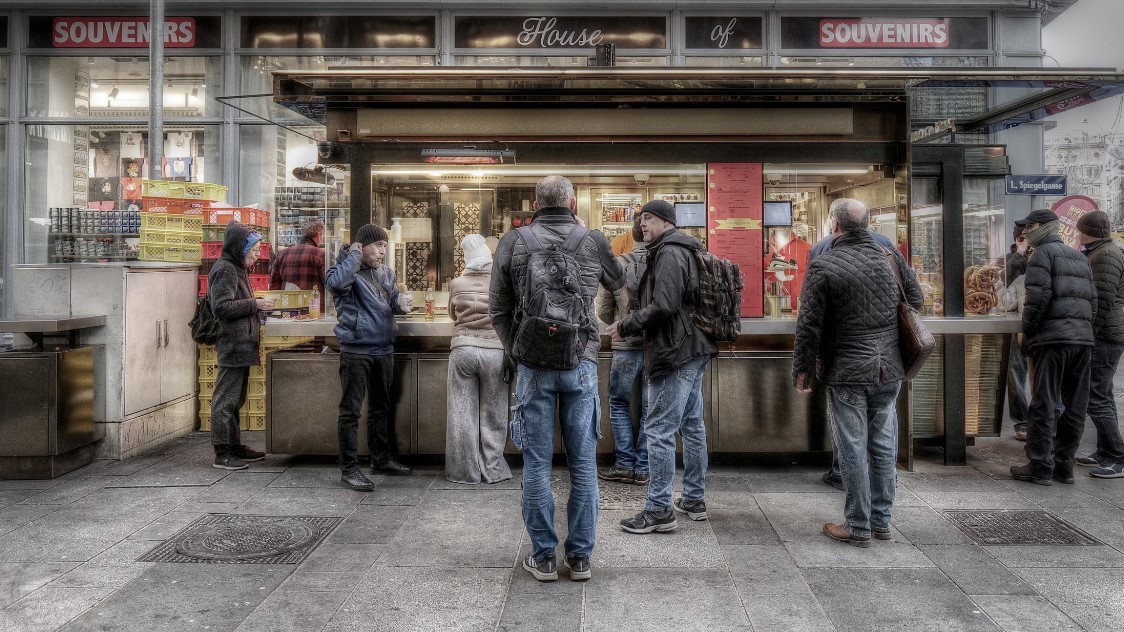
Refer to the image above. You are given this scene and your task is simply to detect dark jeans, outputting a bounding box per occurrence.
[1008,335,1029,427]
[1026,344,1091,479]
[1087,340,1124,463]
[338,352,395,474]
[211,366,249,447]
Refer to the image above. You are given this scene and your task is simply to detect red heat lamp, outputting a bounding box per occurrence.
[421,149,516,165]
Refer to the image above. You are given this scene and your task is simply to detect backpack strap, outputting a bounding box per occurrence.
[516,226,542,253]
[560,226,590,254]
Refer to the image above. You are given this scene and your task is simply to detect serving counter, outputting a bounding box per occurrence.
[261,315,1021,467]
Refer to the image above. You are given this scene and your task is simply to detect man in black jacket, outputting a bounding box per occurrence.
[1011,209,1097,486]
[793,199,922,548]
[1075,211,1124,478]
[609,200,718,534]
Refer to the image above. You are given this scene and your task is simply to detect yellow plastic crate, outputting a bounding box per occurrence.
[198,345,217,364]
[250,365,266,379]
[246,413,266,430]
[143,180,187,198]
[198,363,219,380]
[165,245,201,263]
[141,213,170,231]
[178,230,202,246]
[198,411,210,431]
[139,243,166,261]
[163,231,187,245]
[185,182,229,202]
[260,334,315,346]
[140,229,166,245]
[244,397,266,415]
[167,215,203,232]
[248,378,266,397]
[254,290,312,309]
[198,411,254,431]
[198,378,216,398]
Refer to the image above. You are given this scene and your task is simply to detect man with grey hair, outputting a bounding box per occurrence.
[491,175,628,582]
[793,198,922,547]
[269,217,325,290]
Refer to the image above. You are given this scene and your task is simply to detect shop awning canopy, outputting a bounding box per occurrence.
[217,67,1124,141]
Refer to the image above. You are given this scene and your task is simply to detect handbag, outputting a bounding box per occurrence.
[883,249,935,381]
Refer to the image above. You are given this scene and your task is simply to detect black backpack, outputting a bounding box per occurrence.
[189,294,220,345]
[664,241,744,342]
[511,226,591,370]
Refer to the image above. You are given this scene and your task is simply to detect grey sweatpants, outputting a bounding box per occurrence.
[211,365,249,447]
[445,346,512,484]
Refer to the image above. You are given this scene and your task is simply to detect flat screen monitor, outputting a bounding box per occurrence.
[762,201,793,227]
[675,202,707,227]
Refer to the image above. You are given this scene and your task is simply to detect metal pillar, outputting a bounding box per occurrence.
[148,0,164,181]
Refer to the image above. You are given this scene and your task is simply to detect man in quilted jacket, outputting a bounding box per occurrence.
[793,198,922,548]
[1011,209,1096,486]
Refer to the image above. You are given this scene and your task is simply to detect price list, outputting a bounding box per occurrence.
[707,163,763,317]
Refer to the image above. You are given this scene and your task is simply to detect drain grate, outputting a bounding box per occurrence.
[548,474,649,510]
[138,514,342,564]
[942,510,1101,546]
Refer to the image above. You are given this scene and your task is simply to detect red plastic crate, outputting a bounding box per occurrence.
[202,241,223,260]
[249,274,269,291]
[198,274,208,296]
[202,208,270,229]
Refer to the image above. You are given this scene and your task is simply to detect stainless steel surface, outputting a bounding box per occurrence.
[14,262,198,270]
[924,316,1022,334]
[714,354,830,453]
[264,317,455,338]
[0,355,51,455]
[0,315,107,333]
[417,357,451,454]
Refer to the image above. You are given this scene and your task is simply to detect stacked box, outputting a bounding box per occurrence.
[200,209,272,297]
[254,289,316,321]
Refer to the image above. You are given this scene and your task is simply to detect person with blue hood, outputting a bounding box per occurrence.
[326,223,415,491]
[208,220,274,470]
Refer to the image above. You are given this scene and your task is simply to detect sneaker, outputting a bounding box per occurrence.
[620,509,678,534]
[231,445,265,462]
[341,470,376,492]
[672,497,708,521]
[1013,425,1028,442]
[1077,455,1105,468]
[873,528,893,541]
[372,459,412,477]
[522,555,557,582]
[632,471,650,485]
[821,471,844,491]
[823,522,872,548]
[1052,471,1075,485]
[564,555,591,581]
[598,465,634,483]
[1010,464,1051,486]
[1090,462,1124,479]
[213,454,248,471]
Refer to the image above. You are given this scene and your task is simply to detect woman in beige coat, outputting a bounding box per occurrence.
[445,234,512,484]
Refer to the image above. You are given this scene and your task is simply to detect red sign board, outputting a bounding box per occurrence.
[51,17,197,48]
[1051,195,1100,249]
[706,163,763,318]
[819,18,950,48]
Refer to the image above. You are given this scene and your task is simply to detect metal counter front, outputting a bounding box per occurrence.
[262,316,1020,466]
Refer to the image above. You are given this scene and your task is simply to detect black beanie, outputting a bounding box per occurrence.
[355,223,389,246]
[641,200,677,227]
[1077,210,1110,239]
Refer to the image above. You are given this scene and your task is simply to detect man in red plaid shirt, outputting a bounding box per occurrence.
[270,218,326,290]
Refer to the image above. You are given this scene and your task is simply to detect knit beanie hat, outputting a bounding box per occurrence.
[460,234,492,263]
[1077,210,1110,239]
[355,224,389,246]
[641,200,676,227]
[242,232,262,260]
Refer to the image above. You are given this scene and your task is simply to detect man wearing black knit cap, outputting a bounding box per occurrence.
[1011,209,1097,486]
[609,200,717,533]
[326,223,415,491]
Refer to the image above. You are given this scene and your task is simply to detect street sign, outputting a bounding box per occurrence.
[1005,175,1067,196]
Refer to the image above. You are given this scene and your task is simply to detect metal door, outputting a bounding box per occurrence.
[123,272,163,415]
[160,270,198,403]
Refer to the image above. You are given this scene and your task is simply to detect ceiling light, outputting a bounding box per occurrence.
[421,149,515,165]
[90,80,99,88]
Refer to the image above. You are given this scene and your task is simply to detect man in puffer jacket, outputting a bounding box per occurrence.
[793,198,922,548]
[208,221,273,470]
[1011,209,1097,486]
[1074,211,1124,478]
[327,224,415,492]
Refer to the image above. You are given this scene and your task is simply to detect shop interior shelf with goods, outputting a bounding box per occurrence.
[274,185,349,249]
[48,207,140,263]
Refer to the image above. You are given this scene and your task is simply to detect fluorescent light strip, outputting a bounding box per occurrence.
[372,167,705,177]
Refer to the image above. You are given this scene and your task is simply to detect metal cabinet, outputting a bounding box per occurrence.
[123,270,198,416]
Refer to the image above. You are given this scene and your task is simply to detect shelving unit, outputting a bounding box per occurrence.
[274,185,349,249]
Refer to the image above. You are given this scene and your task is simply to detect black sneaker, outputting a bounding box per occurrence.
[632,471,650,486]
[821,471,844,491]
[372,459,412,477]
[231,445,265,462]
[1052,471,1075,485]
[564,555,591,581]
[341,470,376,491]
[672,498,708,521]
[620,509,678,534]
[1077,455,1104,468]
[1010,464,1051,486]
[1090,462,1124,479]
[522,554,558,582]
[213,454,248,471]
[598,465,634,483]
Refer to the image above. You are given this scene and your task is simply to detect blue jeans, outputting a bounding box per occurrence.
[644,354,710,512]
[828,381,901,539]
[510,360,600,561]
[608,349,649,475]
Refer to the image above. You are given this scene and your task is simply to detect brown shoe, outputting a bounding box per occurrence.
[823,522,872,548]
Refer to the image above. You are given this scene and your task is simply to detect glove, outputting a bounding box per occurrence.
[502,354,516,384]
[397,293,414,312]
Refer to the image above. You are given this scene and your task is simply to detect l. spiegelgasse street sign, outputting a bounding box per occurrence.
[1005,175,1067,196]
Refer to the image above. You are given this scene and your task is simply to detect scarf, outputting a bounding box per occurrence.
[1025,220,1059,248]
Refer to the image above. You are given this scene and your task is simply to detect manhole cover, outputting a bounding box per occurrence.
[547,474,649,510]
[942,510,1101,546]
[138,515,342,564]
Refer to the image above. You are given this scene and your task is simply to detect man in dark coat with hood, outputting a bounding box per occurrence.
[208,221,274,470]
[1011,209,1097,486]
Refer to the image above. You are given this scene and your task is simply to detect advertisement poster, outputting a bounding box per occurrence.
[707,163,763,317]
[1051,195,1099,249]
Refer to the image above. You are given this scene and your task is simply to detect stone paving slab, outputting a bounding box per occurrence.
[1012,566,1124,631]
[582,568,751,632]
[970,594,1084,632]
[919,545,1037,596]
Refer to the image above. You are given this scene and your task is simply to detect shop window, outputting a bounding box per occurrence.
[682,56,765,67]
[26,56,223,118]
[0,125,6,317]
[240,56,435,94]
[780,55,988,68]
[454,55,668,67]
[23,124,221,264]
[0,56,9,118]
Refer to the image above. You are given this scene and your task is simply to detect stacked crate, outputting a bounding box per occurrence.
[138,180,228,264]
[199,207,272,296]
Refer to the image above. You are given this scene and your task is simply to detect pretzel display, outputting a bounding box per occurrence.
[963,264,1002,314]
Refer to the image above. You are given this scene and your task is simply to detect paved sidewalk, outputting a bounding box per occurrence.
[0,426,1121,632]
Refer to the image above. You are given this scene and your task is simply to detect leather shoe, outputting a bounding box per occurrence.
[823,522,872,548]
[341,470,375,491]
[373,459,412,476]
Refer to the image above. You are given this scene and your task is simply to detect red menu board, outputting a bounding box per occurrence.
[707,163,763,317]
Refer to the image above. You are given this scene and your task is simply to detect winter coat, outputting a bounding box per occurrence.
[618,230,718,379]
[449,264,503,350]
[1084,238,1124,343]
[208,221,260,368]
[1022,235,1096,349]
[326,247,408,356]
[596,244,647,350]
[490,207,625,366]
[793,230,923,386]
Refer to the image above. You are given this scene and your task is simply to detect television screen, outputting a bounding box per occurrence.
[675,202,707,227]
[762,201,793,227]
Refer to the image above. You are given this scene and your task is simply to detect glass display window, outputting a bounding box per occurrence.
[910,176,943,316]
[23,124,221,264]
[240,55,435,94]
[454,55,668,67]
[682,56,765,67]
[26,56,223,118]
[0,125,6,317]
[962,177,1009,316]
[0,56,9,118]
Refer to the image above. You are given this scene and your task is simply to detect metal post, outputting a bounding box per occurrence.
[148,0,165,181]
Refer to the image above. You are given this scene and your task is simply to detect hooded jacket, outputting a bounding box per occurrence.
[1022,234,1096,348]
[326,246,407,355]
[596,243,647,350]
[449,264,503,350]
[1085,238,1124,343]
[207,221,260,367]
[618,229,717,379]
